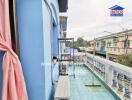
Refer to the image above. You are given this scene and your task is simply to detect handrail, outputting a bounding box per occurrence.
[84,53,132,99]
[86,53,132,78]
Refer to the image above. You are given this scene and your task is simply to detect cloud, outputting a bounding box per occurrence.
[67,0,132,41]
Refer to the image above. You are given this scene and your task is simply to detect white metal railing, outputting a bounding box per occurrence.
[84,53,132,100]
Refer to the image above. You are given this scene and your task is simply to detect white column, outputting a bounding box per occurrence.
[117,73,124,92]
[112,70,118,88]
[105,64,113,85]
[124,76,132,99]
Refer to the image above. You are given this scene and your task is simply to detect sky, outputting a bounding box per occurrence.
[67,0,132,41]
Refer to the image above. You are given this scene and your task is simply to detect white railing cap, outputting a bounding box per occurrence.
[86,53,132,78]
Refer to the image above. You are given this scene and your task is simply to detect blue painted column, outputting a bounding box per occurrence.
[16,0,60,99]
[53,24,59,57]
[16,0,45,100]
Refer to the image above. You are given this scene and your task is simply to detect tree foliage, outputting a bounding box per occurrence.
[66,37,87,48]
[116,54,132,68]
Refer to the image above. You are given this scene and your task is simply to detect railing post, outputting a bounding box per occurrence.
[99,63,101,76]
[86,53,132,99]
[117,73,124,93]
[112,70,118,88]
[124,76,132,99]
[104,64,113,85]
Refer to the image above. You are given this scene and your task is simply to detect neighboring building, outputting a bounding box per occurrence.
[79,47,85,52]
[106,30,132,61]
[86,30,132,61]
[85,40,95,54]
[86,38,106,57]
[95,38,106,57]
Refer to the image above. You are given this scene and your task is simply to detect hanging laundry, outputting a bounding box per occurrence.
[0,0,28,100]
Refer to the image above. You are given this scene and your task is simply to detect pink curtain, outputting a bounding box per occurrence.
[0,0,28,100]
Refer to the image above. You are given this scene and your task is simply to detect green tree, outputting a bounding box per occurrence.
[66,37,87,48]
[116,54,132,68]
[77,37,84,46]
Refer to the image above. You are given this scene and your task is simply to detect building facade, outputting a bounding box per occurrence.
[85,40,95,54]
[86,30,132,61]
[0,0,68,100]
[107,30,132,61]
[95,39,106,57]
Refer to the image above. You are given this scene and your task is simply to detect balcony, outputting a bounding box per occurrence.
[54,53,132,100]
[107,47,132,55]
[85,53,132,100]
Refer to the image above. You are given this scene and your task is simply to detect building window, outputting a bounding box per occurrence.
[107,42,111,47]
[96,42,99,47]
[128,40,132,48]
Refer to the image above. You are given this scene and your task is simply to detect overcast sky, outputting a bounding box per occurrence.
[67,0,132,40]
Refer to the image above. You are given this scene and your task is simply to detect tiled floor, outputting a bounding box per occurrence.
[68,65,120,100]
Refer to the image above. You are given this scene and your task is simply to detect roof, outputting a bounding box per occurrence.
[86,29,132,42]
[89,29,132,41]
[109,5,124,10]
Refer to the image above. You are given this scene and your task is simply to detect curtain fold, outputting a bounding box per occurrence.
[0,0,28,100]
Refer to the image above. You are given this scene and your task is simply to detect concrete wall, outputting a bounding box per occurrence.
[16,0,60,100]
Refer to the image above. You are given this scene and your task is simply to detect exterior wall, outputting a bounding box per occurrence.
[16,0,60,100]
[128,35,132,40]
[105,38,115,47]
[50,0,60,58]
[95,40,106,56]
[107,35,132,56]
[86,41,95,53]
[93,33,132,60]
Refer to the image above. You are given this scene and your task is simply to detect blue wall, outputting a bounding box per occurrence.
[51,0,60,58]
[53,25,60,57]
[16,0,60,100]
